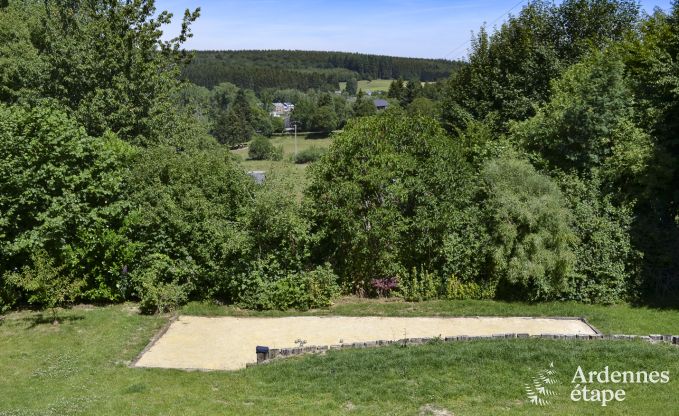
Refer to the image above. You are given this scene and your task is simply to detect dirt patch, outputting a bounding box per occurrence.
[419,404,454,416]
[133,316,596,371]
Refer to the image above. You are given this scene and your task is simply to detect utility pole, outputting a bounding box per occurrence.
[294,122,298,158]
[288,118,301,159]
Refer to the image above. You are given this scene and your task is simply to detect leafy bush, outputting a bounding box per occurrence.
[4,250,84,322]
[270,116,286,133]
[482,156,577,301]
[557,173,639,303]
[126,146,253,302]
[237,265,340,311]
[238,171,314,273]
[224,171,322,308]
[0,277,18,314]
[294,146,326,164]
[248,135,282,160]
[272,265,340,310]
[439,206,491,285]
[445,275,494,300]
[0,103,133,303]
[407,98,438,118]
[399,268,440,302]
[132,254,193,314]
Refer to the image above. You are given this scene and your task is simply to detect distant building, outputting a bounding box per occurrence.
[247,171,266,184]
[271,102,295,117]
[373,99,389,111]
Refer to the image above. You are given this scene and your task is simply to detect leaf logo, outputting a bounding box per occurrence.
[525,362,559,406]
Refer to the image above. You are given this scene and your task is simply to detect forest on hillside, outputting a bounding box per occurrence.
[183,50,463,90]
[1,0,678,315]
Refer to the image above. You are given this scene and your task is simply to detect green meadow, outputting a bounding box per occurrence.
[231,133,334,195]
[339,79,394,92]
[1,300,678,415]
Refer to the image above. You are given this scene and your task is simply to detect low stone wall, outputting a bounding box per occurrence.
[247,333,679,368]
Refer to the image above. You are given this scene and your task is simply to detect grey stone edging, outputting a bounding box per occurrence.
[248,333,679,368]
[130,314,179,368]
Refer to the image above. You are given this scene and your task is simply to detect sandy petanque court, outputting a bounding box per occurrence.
[133,316,597,371]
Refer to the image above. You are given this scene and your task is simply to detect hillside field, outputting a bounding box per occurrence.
[339,79,394,92]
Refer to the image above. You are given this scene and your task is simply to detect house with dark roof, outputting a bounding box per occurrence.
[373,99,389,111]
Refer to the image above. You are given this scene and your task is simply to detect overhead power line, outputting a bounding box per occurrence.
[443,0,528,60]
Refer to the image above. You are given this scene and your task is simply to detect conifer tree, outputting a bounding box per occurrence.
[403,78,423,106]
[345,77,358,95]
[388,78,405,101]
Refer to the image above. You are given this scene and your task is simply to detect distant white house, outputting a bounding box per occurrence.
[271,102,295,117]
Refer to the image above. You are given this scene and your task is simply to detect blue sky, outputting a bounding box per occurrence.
[157,0,673,59]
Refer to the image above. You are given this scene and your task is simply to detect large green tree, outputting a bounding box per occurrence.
[212,108,251,147]
[387,78,405,102]
[509,49,650,303]
[306,114,476,291]
[441,0,640,134]
[620,3,679,301]
[0,104,133,302]
[0,2,45,103]
[212,89,255,146]
[0,0,200,146]
[310,105,338,132]
[403,78,422,106]
[352,92,377,117]
[513,49,652,189]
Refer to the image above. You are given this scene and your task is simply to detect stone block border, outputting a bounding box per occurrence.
[247,332,679,368]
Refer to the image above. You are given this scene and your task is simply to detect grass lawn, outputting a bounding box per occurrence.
[1,301,678,415]
[183,297,679,336]
[339,79,431,93]
[339,79,394,92]
[231,133,334,196]
[232,133,334,162]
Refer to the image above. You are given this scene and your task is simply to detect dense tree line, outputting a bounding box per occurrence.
[176,80,370,143]
[2,0,678,315]
[305,0,679,305]
[431,0,678,304]
[177,81,287,147]
[183,50,464,90]
[183,64,342,92]
[386,79,442,118]
[440,0,639,134]
[0,0,337,313]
